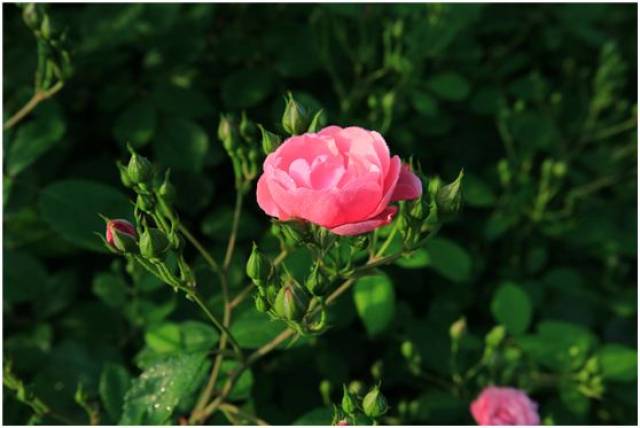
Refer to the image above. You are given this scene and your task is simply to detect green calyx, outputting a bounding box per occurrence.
[273,282,310,321]
[281,92,310,135]
[362,385,388,419]
[246,243,272,287]
[126,149,153,185]
[139,228,170,260]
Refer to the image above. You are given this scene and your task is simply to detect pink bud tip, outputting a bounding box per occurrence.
[337,420,349,426]
[106,219,137,247]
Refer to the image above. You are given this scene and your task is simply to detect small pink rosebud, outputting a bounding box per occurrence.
[106,219,138,252]
[336,420,349,426]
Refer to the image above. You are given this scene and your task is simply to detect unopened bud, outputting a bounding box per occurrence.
[306,264,330,296]
[401,340,415,360]
[341,384,358,415]
[258,124,282,155]
[218,114,238,153]
[105,219,138,253]
[127,150,153,185]
[136,194,155,212]
[239,111,259,143]
[255,294,269,313]
[362,385,388,419]
[246,243,272,287]
[22,4,42,31]
[435,169,463,219]
[485,325,506,348]
[282,93,310,135]
[273,282,310,321]
[158,170,176,204]
[348,381,365,397]
[449,317,466,341]
[116,161,133,188]
[140,228,170,260]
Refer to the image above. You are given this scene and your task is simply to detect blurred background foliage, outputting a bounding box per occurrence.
[3,3,637,425]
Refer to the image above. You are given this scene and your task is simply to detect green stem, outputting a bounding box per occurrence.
[375,220,400,258]
[178,223,222,275]
[3,81,64,131]
[224,189,244,270]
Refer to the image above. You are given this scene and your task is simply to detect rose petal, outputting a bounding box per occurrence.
[256,175,283,218]
[391,164,423,202]
[329,206,398,236]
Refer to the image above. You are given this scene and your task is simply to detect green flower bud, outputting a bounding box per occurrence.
[246,243,272,287]
[273,282,310,321]
[306,264,330,296]
[22,4,42,31]
[265,283,280,303]
[139,228,170,260]
[136,194,155,212]
[435,169,463,219]
[239,111,259,143]
[401,340,415,360]
[127,150,153,185]
[449,317,466,341]
[282,93,310,135]
[116,161,133,188]
[255,294,269,313]
[218,114,238,153]
[258,124,282,155]
[341,384,358,415]
[362,385,388,419]
[485,325,506,348]
[158,170,176,204]
[40,15,51,40]
[280,220,309,243]
[348,381,365,397]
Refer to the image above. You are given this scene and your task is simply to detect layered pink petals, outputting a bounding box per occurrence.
[256,125,422,235]
[470,387,540,426]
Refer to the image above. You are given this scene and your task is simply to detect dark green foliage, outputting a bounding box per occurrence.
[3,3,636,425]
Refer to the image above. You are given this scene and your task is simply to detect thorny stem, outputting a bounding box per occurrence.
[3,81,64,131]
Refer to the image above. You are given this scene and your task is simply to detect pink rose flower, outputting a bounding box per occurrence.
[256,125,422,236]
[471,386,540,426]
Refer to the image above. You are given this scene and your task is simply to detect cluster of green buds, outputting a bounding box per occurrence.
[18,3,72,91]
[400,340,423,376]
[574,356,604,399]
[218,113,261,192]
[100,146,195,290]
[247,243,330,334]
[399,168,464,247]
[333,382,389,425]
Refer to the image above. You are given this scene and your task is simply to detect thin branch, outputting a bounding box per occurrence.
[4,81,64,131]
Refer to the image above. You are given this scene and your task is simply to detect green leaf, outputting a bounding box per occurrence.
[597,344,637,382]
[3,250,48,305]
[113,99,157,148]
[293,407,333,425]
[6,102,66,176]
[92,273,128,308]
[99,363,132,422]
[230,306,290,349]
[411,90,439,116]
[395,248,430,269]
[427,72,470,101]
[491,282,533,335]
[518,320,598,371]
[144,321,219,355]
[154,118,209,172]
[214,361,253,400]
[423,238,472,283]
[120,352,210,425]
[38,180,132,252]
[463,173,496,208]
[353,273,395,336]
[221,69,274,109]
